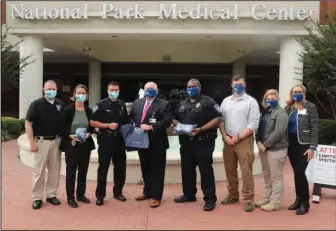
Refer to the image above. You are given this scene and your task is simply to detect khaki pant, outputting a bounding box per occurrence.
[223,136,255,202]
[259,149,287,207]
[32,138,61,201]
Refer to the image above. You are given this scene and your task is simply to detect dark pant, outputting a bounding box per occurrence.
[65,141,91,201]
[138,147,167,201]
[96,135,126,199]
[287,134,310,203]
[180,139,217,203]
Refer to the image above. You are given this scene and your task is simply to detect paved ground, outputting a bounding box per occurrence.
[2,139,336,230]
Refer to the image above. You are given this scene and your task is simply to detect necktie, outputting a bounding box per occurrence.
[141,102,150,123]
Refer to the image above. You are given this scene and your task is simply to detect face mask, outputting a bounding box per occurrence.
[108,91,119,99]
[233,84,245,94]
[187,87,199,98]
[267,99,278,108]
[75,94,86,102]
[45,90,57,99]
[144,89,157,98]
[292,93,304,102]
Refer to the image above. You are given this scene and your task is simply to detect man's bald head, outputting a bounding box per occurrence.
[144,82,158,91]
[43,80,57,91]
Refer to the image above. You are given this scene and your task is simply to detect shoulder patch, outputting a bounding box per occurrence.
[56,104,62,112]
[214,104,221,113]
[92,105,99,113]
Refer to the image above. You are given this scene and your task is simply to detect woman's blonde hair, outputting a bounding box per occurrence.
[262,89,279,108]
[70,84,88,101]
[285,83,306,109]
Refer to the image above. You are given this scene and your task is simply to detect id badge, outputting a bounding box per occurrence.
[298,109,307,115]
[149,118,157,124]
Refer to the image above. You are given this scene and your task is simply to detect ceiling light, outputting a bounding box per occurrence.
[43,47,54,52]
[276,51,280,54]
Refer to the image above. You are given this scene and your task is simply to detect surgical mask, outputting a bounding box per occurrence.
[75,94,86,102]
[108,91,119,99]
[267,99,278,108]
[187,87,199,98]
[292,93,304,102]
[233,84,245,94]
[45,90,57,99]
[144,89,157,98]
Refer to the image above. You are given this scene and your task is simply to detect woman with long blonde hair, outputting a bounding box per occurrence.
[285,83,319,215]
[255,89,289,212]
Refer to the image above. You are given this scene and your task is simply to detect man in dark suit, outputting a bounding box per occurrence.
[130,82,173,208]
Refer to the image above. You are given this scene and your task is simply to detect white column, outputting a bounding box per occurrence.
[278,37,304,106]
[88,59,101,108]
[19,36,43,118]
[232,60,246,77]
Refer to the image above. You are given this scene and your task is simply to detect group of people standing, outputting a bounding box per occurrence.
[25,75,319,216]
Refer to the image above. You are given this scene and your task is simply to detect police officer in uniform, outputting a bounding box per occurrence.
[25,80,65,209]
[90,81,128,205]
[173,79,222,211]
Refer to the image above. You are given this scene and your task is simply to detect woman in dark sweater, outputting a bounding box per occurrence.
[61,84,95,208]
[285,84,319,215]
[255,89,289,212]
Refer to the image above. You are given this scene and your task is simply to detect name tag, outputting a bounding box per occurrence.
[149,118,156,124]
[298,109,307,115]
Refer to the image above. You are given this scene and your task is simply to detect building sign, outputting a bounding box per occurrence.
[11,3,317,21]
[306,145,336,186]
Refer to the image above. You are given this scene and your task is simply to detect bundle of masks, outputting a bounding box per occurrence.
[75,128,87,142]
[174,123,197,136]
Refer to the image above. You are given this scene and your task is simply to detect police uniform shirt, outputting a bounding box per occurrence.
[175,95,222,130]
[26,97,65,137]
[91,98,128,128]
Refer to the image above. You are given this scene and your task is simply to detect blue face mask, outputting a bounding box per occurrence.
[45,90,57,99]
[144,88,157,98]
[233,84,245,94]
[187,87,200,98]
[108,91,119,99]
[75,94,86,102]
[292,93,304,102]
[267,99,278,108]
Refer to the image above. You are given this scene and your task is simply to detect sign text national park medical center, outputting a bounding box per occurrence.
[11,3,317,21]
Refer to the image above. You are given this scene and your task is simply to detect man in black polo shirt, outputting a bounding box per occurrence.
[25,80,65,209]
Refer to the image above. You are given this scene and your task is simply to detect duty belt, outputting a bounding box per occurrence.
[188,134,213,141]
[101,130,120,136]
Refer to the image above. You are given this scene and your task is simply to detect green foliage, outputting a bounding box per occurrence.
[1,26,34,92]
[298,12,336,119]
[1,117,25,141]
[319,119,336,145]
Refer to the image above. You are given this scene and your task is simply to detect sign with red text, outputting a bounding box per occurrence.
[306,145,336,186]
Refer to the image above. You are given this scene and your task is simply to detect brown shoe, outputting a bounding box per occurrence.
[135,194,151,201]
[150,199,161,208]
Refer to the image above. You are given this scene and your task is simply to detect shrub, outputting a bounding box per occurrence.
[1,117,25,140]
[319,119,336,145]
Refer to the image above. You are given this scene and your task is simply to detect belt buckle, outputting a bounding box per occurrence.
[189,136,194,141]
[107,131,113,135]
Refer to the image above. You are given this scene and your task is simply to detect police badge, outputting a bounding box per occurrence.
[196,103,200,108]
[71,140,76,146]
[56,104,62,111]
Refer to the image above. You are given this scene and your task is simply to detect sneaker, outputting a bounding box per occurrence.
[221,195,239,205]
[244,202,254,212]
[255,199,270,208]
[260,203,280,212]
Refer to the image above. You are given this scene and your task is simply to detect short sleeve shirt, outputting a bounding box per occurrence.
[26,97,65,136]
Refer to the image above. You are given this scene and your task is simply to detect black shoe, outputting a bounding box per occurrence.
[296,201,310,215]
[174,195,197,203]
[288,199,301,210]
[46,197,61,205]
[77,196,91,204]
[67,199,79,208]
[96,198,104,206]
[203,203,216,211]
[32,200,42,209]
[114,195,127,202]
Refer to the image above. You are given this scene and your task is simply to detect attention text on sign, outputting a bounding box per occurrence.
[11,3,317,21]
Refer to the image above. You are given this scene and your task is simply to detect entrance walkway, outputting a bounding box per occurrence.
[2,140,335,230]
